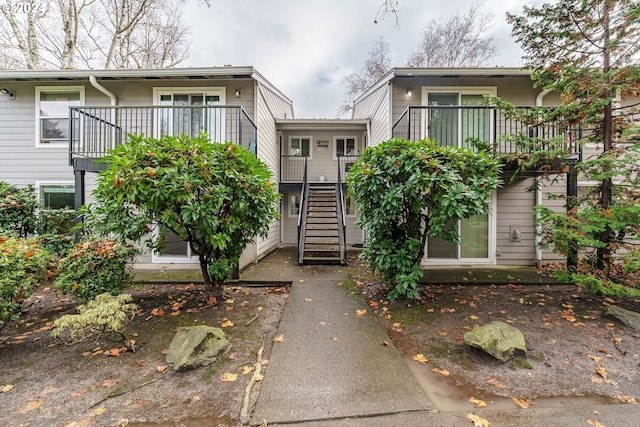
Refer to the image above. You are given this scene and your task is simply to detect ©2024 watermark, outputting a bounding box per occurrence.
[1,1,46,14]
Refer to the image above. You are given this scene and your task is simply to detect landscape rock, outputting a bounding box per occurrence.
[604,305,640,332]
[166,325,231,372]
[463,321,527,362]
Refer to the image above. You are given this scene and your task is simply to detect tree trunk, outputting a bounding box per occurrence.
[598,2,613,272]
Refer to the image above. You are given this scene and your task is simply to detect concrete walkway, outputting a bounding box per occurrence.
[240,247,640,426]
[241,248,433,425]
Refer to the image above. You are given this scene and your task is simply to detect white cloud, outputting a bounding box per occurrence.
[183,0,529,118]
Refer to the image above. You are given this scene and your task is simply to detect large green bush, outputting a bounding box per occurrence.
[347,138,501,300]
[83,134,280,292]
[55,239,138,302]
[0,235,52,323]
[35,209,76,258]
[0,182,38,238]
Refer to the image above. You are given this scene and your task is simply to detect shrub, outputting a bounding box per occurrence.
[35,209,76,258]
[55,239,138,302]
[0,235,52,323]
[0,181,38,238]
[52,293,138,348]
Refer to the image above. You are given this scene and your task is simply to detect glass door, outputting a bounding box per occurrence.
[427,93,491,148]
[426,214,490,261]
[158,93,221,140]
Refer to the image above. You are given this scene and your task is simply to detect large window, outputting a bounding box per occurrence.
[154,88,225,142]
[289,136,311,158]
[36,182,75,210]
[423,87,496,149]
[36,87,84,146]
[335,136,358,158]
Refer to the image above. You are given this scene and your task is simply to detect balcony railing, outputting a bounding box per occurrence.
[392,106,583,158]
[281,154,361,183]
[69,105,257,166]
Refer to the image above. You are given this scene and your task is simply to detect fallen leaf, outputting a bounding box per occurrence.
[241,366,253,375]
[102,379,119,388]
[412,353,429,364]
[19,400,43,413]
[70,390,85,398]
[587,420,604,427]
[90,406,107,416]
[486,377,504,389]
[1,384,14,393]
[432,368,450,376]
[596,365,607,380]
[511,398,529,409]
[382,341,390,346]
[438,331,448,337]
[151,308,165,316]
[156,365,168,374]
[273,334,284,343]
[221,320,234,328]
[170,310,181,316]
[104,348,121,357]
[254,373,264,382]
[469,315,479,320]
[470,397,487,408]
[588,354,604,364]
[356,309,367,318]
[590,376,604,384]
[38,386,58,397]
[220,372,238,382]
[319,321,327,325]
[617,394,638,404]
[467,413,490,427]
[304,298,312,302]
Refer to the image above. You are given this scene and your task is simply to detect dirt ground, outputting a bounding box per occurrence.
[0,283,287,427]
[346,258,640,408]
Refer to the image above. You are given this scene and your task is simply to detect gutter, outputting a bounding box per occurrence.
[534,89,552,267]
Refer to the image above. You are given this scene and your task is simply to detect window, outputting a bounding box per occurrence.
[36,87,84,146]
[36,182,75,210]
[289,137,311,157]
[335,137,358,158]
[154,88,225,141]
[344,195,356,216]
[289,195,301,216]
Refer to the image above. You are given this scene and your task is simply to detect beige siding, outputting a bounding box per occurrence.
[539,175,568,263]
[354,83,390,146]
[496,178,537,265]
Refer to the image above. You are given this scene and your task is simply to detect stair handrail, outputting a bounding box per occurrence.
[336,156,347,265]
[297,157,309,265]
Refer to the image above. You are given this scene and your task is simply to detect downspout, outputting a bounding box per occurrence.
[89,75,117,105]
[534,89,552,267]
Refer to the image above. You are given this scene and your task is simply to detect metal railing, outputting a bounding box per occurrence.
[297,157,309,265]
[281,155,308,182]
[392,106,583,158]
[69,105,257,165]
[336,162,347,265]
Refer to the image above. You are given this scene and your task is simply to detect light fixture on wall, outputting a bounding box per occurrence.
[0,88,15,99]
[234,89,241,98]
[405,89,413,98]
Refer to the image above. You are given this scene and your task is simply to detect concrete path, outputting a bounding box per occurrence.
[240,247,640,426]
[242,250,433,425]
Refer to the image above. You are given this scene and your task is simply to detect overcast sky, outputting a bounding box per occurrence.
[183,0,531,118]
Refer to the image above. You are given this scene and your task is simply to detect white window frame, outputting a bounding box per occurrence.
[35,86,85,148]
[151,224,198,264]
[34,181,75,211]
[333,136,359,160]
[288,136,312,159]
[344,194,357,217]
[288,195,301,217]
[152,87,226,140]
[421,86,497,147]
[422,192,497,266]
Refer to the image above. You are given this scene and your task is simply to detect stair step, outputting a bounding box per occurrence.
[308,207,337,212]
[306,224,339,230]
[305,229,339,236]
[302,256,343,265]
[304,244,340,251]
[305,237,339,244]
[307,212,337,218]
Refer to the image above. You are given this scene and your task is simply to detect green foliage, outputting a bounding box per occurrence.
[55,239,138,302]
[501,1,640,296]
[347,138,501,300]
[0,181,38,238]
[82,134,280,290]
[52,293,138,346]
[0,235,51,323]
[35,209,76,257]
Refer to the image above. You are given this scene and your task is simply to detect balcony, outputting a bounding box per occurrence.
[392,106,583,161]
[69,105,257,170]
[280,155,360,188]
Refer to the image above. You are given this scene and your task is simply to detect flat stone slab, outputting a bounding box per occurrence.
[251,272,432,425]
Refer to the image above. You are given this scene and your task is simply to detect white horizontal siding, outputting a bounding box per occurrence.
[496,178,537,266]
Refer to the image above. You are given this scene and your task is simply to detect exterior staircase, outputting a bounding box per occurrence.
[298,182,346,265]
